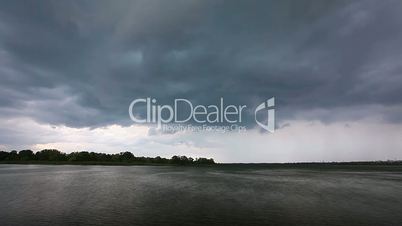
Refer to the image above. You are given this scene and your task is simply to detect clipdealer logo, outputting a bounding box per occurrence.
[128,97,275,132]
[255,97,275,133]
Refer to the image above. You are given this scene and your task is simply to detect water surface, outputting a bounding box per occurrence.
[1,164,402,226]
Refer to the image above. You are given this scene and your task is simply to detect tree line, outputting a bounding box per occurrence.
[0,149,215,165]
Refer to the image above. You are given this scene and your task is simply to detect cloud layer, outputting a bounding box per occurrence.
[0,1,402,161]
[1,0,402,128]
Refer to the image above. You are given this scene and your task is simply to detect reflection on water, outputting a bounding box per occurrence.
[1,165,402,226]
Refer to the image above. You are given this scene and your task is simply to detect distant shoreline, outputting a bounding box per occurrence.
[2,160,402,171]
[0,149,216,165]
[2,149,402,170]
[219,161,402,171]
[0,161,177,166]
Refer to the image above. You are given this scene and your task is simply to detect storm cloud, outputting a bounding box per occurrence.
[1,0,402,162]
[1,0,402,129]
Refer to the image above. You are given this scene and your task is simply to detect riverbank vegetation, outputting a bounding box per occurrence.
[0,149,215,165]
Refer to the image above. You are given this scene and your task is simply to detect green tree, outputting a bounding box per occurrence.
[36,149,66,161]
[19,150,34,160]
[8,150,19,161]
[0,151,9,161]
[195,158,215,165]
[119,152,135,162]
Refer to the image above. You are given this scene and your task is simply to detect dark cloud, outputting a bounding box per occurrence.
[0,0,402,128]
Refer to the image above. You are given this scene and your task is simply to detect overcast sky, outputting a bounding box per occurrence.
[1,0,402,162]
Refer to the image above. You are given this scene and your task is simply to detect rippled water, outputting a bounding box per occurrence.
[1,164,402,226]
